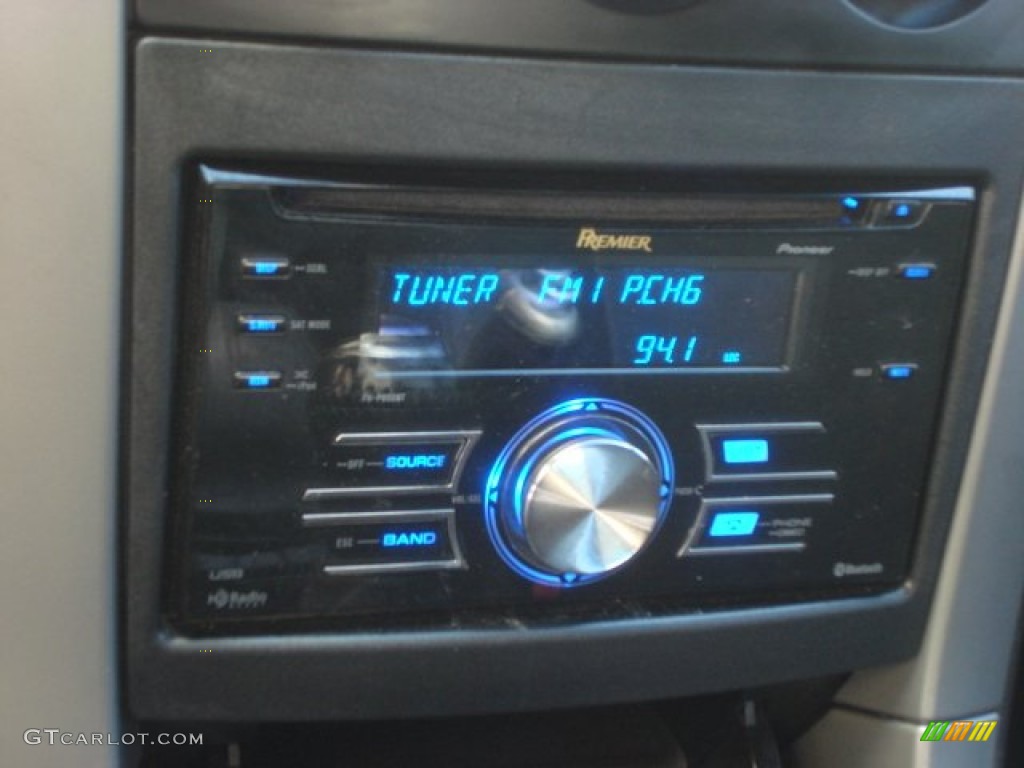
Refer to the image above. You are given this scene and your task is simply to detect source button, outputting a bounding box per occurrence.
[303,430,481,499]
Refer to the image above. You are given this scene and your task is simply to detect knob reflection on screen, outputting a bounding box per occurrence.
[484,399,674,587]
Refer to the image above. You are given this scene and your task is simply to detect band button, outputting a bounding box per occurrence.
[302,510,464,575]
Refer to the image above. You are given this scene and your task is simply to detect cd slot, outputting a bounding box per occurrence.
[272,185,861,228]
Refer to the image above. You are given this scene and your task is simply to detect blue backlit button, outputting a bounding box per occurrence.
[880,363,918,381]
[237,314,288,334]
[241,256,291,279]
[302,430,482,499]
[697,422,837,483]
[233,370,282,390]
[880,200,926,227]
[680,494,833,556]
[708,511,760,538]
[302,510,465,575]
[897,263,936,280]
[385,451,449,471]
[721,439,770,466]
[839,196,870,225]
[381,529,439,548]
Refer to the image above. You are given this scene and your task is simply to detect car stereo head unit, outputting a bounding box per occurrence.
[169,165,974,633]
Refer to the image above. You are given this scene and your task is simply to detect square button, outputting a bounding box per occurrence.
[708,511,761,537]
[721,439,770,465]
[698,422,837,482]
[880,200,926,226]
[681,494,833,556]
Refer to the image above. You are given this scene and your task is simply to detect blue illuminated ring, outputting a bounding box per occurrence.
[484,398,674,588]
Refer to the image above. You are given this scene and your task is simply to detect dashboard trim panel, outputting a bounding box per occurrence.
[125,37,1024,720]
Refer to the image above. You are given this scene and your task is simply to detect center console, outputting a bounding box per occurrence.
[124,6,1024,724]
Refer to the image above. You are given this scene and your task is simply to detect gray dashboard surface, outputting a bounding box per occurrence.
[128,36,1024,720]
[133,0,1024,74]
[1,1,122,767]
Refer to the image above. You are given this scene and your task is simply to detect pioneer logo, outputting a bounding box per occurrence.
[577,228,653,253]
[776,243,835,256]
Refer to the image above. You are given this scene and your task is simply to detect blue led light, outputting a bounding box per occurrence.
[902,265,934,280]
[722,439,770,465]
[246,318,279,332]
[722,351,742,364]
[842,196,861,210]
[384,454,446,470]
[893,203,912,218]
[483,398,674,589]
[253,262,280,275]
[381,531,438,547]
[235,371,280,390]
[884,365,916,380]
[709,512,760,538]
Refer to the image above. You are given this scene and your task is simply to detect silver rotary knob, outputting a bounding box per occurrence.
[485,399,674,587]
[514,435,662,574]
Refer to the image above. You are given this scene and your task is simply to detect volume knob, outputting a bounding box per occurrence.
[485,399,673,587]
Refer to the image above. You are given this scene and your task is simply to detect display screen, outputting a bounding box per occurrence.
[374,267,798,375]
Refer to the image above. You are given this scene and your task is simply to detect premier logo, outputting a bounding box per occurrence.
[577,228,653,253]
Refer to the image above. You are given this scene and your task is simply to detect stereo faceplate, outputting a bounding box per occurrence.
[170,166,974,633]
